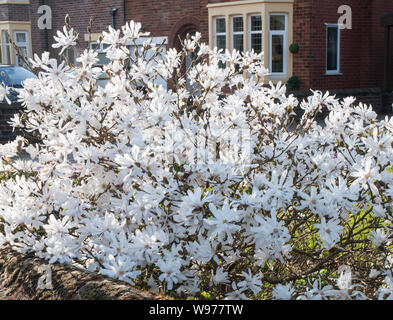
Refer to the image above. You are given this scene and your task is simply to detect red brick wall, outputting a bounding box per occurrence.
[0,4,30,21]
[293,0,313,90]
[369,0,393,90]
[304,0,393,91]
[125,0,209,47]
[30,0,125,57]
[30,1,45,60]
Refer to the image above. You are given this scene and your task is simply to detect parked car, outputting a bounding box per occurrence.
[0,65,37,102]
[0,65,37,143]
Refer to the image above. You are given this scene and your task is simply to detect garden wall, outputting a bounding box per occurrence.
[0,102,21,144]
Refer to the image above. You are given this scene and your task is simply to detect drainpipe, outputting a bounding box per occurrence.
[40,0,49,52]
[110,8,119,28]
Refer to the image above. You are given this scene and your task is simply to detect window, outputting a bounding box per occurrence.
[249,14,262,54]
[214,17,226,51]
[64,47,76,66]
[13,31,29,67]
[2,31,11,64]
[326,24,340,74]
[214,17,226,69]
[89,42,110,66]
[269,14,287,76]
[231,16,244,53]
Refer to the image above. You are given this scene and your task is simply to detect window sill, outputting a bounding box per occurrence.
[325,72,343,76]
[269,74,288,79]
[0,0,30,4]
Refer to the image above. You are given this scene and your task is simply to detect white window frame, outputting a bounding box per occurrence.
[13,30,30,67]
[213,16,226,50]
[325,23,341,75]
[248,14,262,55]
[231,15,244,52]
[268,13,288,78]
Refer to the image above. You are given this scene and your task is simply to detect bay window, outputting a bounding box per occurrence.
[0,22,32,66]
[208,1,293,81]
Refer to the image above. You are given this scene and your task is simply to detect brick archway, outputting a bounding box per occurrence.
[168,16,200,50]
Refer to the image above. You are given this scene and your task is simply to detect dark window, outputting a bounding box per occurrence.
[271,35,284,73]
[326,26,339,72]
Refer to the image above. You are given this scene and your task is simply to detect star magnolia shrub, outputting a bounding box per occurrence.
[1,21,393,300]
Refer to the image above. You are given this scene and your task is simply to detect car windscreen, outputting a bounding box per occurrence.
[0,66,37,87]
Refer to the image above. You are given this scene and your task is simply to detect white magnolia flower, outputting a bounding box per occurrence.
[315,218,343,249]
[370,229,389,248]
[273,283,295,300]
[52,26,78,54]
[212,267,230,285]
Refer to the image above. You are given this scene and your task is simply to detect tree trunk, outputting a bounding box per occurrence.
[0,248,158,300]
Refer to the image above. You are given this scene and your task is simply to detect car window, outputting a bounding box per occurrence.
[0,66,37,87]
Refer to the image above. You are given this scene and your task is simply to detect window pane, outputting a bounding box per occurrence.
[251,33,262,54]
[3,31,9,44]
[15,32,26,43]
[4,45,10,64]
[216,18,226,33]
[3,31,10,64]
[270,15,285,31]
[90,43,99,50]
[233,34,243,52]
[251,15,262,31]
[15,46,28,67]
[327,27,338,71]
[98,52,110,65]
[65,47,76,65]
[128,45,136,60]
[271,34,284,73]
[216,35,226,49]
[232,16,243,33]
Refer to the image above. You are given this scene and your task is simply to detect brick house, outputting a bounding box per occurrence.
[2,0,393,113]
